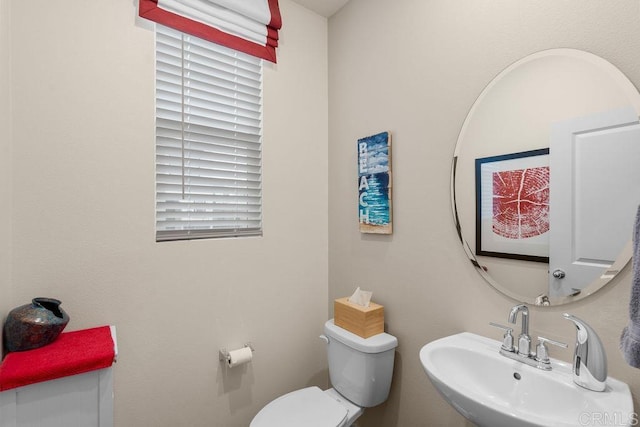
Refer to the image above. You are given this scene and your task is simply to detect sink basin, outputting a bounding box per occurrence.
[419,332,633,427]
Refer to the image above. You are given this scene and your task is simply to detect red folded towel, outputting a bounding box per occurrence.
[0,325,116,391]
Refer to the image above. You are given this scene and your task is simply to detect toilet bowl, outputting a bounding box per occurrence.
[250,319,398,427]
[250,386,362,427]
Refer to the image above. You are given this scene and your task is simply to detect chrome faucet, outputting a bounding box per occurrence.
[563,313,607,392]
[490,304,567,371]
[508,304,531,356]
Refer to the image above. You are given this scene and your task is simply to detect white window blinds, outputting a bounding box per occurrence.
[156,25,263,241]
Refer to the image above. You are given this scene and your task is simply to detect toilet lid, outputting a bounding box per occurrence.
[250,386,348,427]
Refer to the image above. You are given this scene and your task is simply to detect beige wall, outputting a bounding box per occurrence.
[0,0,12,357]
[329,1,640,426]
[6,1,640,426]
[6,0,327,426]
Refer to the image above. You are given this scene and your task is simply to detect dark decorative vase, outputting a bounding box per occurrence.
[3,298,70,352]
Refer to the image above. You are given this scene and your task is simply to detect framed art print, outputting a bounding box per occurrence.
[475,148,549,262]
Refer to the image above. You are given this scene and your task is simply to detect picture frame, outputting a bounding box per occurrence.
[358,131,392,234]
[475,148,550,262]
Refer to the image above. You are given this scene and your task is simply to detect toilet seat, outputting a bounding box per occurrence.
[250,386,348,427]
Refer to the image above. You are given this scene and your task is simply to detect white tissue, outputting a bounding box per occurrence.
[348,286,372,308]
[227,347,253,368]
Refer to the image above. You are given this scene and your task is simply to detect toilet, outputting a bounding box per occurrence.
[250,319,398,427]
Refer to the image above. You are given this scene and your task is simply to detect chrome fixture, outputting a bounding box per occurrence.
[534,336,568,365]
[490,304,567,370]
[535,294,551,306]
[563,313,608,392]
[488,322,514,352]
[508,304,531,357]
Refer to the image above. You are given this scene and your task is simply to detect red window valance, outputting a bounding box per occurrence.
[139,0,282,63]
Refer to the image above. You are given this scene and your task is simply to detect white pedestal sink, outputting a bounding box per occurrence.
[419,332,633,427]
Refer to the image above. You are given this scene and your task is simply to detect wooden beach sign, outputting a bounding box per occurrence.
[358,131,392,234]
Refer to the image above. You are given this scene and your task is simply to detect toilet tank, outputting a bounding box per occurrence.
[324,319,398,408]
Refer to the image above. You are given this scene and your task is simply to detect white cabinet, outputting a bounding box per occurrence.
[0,325,116,427]
[0,368,114,427]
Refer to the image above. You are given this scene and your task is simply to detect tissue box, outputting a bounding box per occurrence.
[334,297,384,338]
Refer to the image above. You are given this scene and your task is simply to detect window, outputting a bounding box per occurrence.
[155,25,263,241]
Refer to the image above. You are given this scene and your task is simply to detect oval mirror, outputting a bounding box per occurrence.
[452,49,640,306]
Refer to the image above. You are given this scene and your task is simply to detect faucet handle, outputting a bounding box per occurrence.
[534,336,568,364]
[489,322,515,352]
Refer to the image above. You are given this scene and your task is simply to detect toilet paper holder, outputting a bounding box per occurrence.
[219,342,255,364]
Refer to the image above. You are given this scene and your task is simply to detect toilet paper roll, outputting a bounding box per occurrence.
[227,347,253,368]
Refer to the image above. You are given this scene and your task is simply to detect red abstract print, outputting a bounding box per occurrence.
[492,166,550,239]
